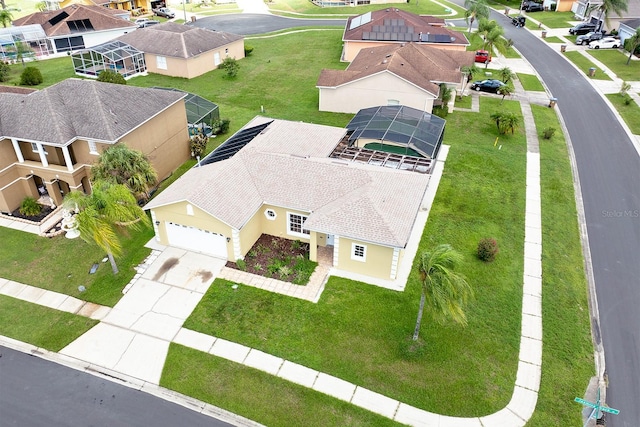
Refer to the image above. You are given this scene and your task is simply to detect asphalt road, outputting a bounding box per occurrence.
[190,13,346,35]
[0,346,234,427]
[472,12,640,427]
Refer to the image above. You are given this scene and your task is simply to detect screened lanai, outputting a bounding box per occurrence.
[153,87,220,136]
[0,25,51,60]
[71,41,146,79]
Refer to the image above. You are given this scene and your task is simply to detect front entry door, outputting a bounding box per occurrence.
[326,234,335,246]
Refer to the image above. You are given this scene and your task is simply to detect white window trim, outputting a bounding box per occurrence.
[286,212,310,239]
[88,141,99,155]
[264,208,277,220]
[351,243,367,262]
[156,55,167,70]
[31,142,47,155]
[186,204,194,216]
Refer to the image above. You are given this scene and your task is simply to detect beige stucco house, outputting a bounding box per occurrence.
[317,43,475,114]
[342,9,469,62]
[0,79,189,213]
[145,109,443,282]
[115,22,245,79]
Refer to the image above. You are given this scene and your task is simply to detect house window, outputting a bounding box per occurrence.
[88,141,98,155]
[156,56,167,70]
[31,143,47,155]
[351,243,367,262]
[214,52,221,66]
[264,208,277,220]
[186,204,194,216]
[287,212,310,238]
[387,99,400,106]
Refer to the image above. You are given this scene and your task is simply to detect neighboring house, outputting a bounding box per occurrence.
[618,18,640,44]
[0,79,190,214]
[549,0,574,12]
[12,4,136,56]
[342,9,469,62]
[145,105,445,282]
[56,0,155,16]
[114,22,245,78]
[574,0,640,31]
[317,43,475,114]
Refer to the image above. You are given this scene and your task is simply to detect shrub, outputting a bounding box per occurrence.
[97,70,126,85]
[542,127,556,139]
[432,106,448,118]
[19,197,42,217]
[477,238,499,262]
[253,263,263,271]
[20,66,43,86]
[0,62,10,82]
[236,259,246,271]
[211,118,231,135]
[623,94,633,105]
[219,56,239,77]
[189,133,208,158]
[267,259,285,275]
[277,265,291,278]
[244,45,254,56]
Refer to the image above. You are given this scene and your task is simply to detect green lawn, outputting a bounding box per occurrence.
[526,105,593,427]
[544,36,564,43]
[518,73,545,91]
[182,3,240,14]
[161,344,403,427]
[587,49,640,82]
[0,226,153,307]
[0,295,98,351]
[563,51,613,81]
[527,11,575,29]
[267,0,464,17]
[606,93,640,134]
[455,94,472,108]
[4,57,77,89]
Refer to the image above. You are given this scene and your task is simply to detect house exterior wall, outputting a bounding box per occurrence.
[82,28,137,49]
[336,236,396,279]
[319,72,436,114]
[343,40,466,62]
[555,0,573,12]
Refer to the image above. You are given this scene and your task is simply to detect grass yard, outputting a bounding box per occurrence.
[4,57,77,88]
[267,0,464,17]
[526,105,593,427]
[606,93,640,134]
[527,11,575,29]
[0,226,153,307]
[455,94,472,108]
[161,344,404,427]
[544,36,564,43]
[180,96,527,418]
[0,295,98,351]
[587,49,640,82]
[517,73,545,91]
[563,51,613,81]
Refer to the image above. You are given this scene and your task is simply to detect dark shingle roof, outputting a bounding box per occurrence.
[0,79,185,145]
[116,22,243,59]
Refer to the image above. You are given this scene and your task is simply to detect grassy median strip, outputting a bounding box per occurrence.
[563,51,613,81]
[0,295,97,351]
[526,105,594,426]
[161,344,403,427]
[0,226,153,307]
[587,49,640,82]
[606,93,640,134]
[518,73,545,91]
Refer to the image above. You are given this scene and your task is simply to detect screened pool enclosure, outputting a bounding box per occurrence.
[153,87,220,136]
[0,25,51,61]
[71,41,146,79]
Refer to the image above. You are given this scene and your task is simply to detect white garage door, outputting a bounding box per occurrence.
[165,222,228,258]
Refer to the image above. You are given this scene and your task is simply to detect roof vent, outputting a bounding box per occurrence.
[385,53,392,58]
[382,59,387,64]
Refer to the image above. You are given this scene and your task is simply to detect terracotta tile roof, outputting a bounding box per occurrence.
[0,78,185,145]
[343,8,467,46]
[116,22,243,59]
[317,43,475,94]
[13,4,136,37]
[146,118,429,248]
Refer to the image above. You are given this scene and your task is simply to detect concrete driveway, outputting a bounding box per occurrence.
[60,247,225,384]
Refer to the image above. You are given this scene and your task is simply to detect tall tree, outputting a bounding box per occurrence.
[497,84,514,104]
[63,182,150,274]
[464,0,490,34]
[592,0,628,31]
[412,245,473,341]
[0,9,12,28]
[625,27,640,65]
[498,66,515,83]
[91,143,157,200]
[460,64,479,97]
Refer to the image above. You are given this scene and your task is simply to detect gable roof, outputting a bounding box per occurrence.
[116,22,243,59]
[621,18,640,28]
[317,43,474,95]
[13,4,135,37]
[0,79,186,145]
[344,8,467,46]
[146,118,430,248]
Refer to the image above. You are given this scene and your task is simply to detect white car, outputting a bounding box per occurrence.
[588,37,620,49]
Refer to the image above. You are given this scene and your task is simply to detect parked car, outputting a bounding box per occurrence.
[470,79,506,93]
[139,20,160,28]
[569,22,597,35]
[511,15,526,27]
[134,18,159,28]
[589,37,621,49]
[475,49,492,64]
[153,7,175,18]
[521,1,544,12]
[575,31,604,45]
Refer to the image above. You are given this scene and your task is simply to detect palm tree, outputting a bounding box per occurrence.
[460,64,479,97]
[0,9,13,28]
[91,143,158,200]
[625,27,640,65]
[591,0,628,31]
[490,112,519,134]
[412,245,473,341]
[499,66,515,83]
[63,181,150,274]
[498,84,514,104]
[464,0,490,34]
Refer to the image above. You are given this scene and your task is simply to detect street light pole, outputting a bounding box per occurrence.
[183,0,187,23]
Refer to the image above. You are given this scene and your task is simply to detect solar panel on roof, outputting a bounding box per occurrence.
[48,11,69,27]
[200,121,273,166]
[435,34,452,43]
[349,11,371,30]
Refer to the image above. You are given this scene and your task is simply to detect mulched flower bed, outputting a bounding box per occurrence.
[8,205,54,223]
[225,234,318,285]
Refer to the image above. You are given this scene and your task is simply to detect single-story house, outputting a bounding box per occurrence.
[317,43,475,114]
[342,9,469,62]
[12,4,136,56]
[145,105,444,282]
[0,79,190,213]
[114,22,244,79]
[574,0,640,31]
[618,18,640,45]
